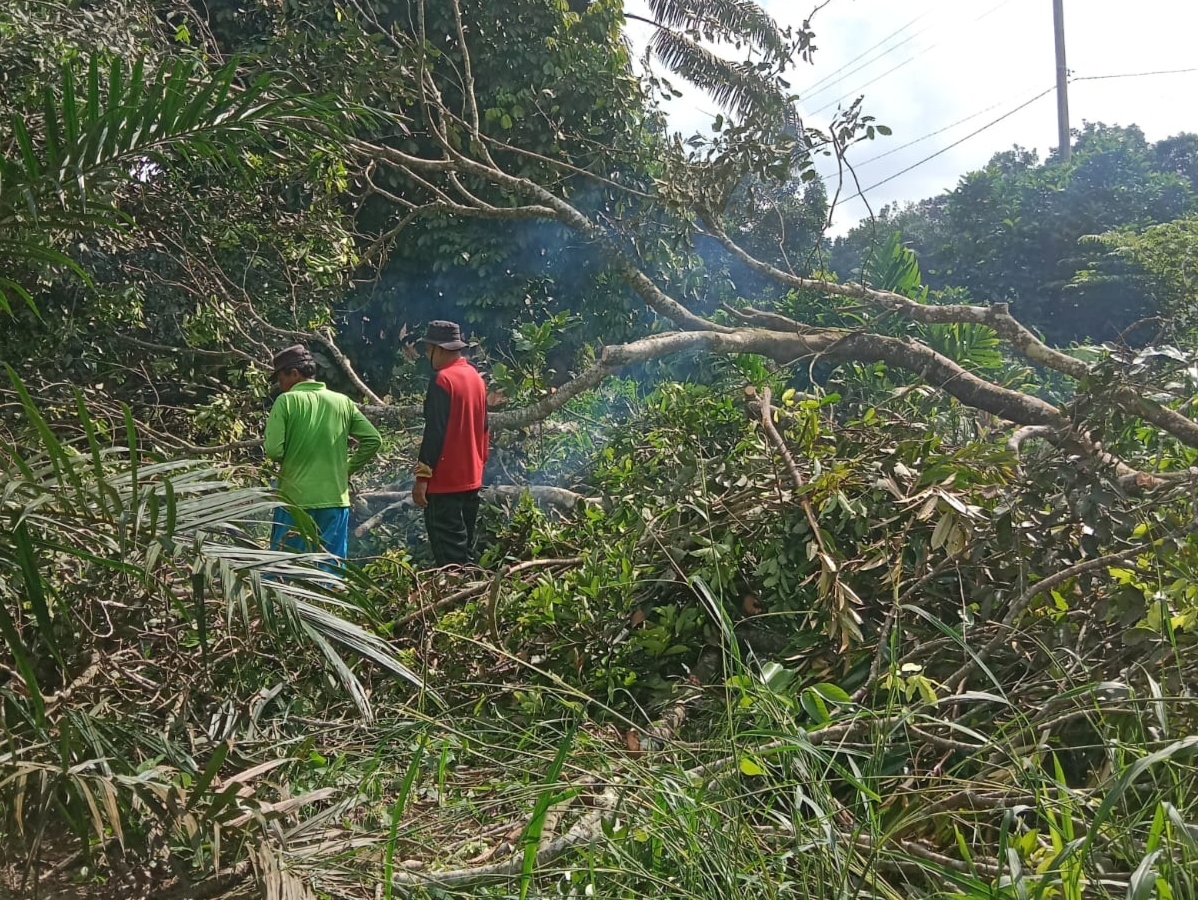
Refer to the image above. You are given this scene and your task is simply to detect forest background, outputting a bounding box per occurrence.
[5,1,1198,898]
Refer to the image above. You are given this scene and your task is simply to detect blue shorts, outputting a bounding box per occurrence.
[271,506,350,562]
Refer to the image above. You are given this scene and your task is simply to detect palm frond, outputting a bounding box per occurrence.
[201,545,441,713]
[1,55,344,223]
[645,0,791,62]
[650,28,787,123]
[0,54,361,308]
[0,373,426,718]
[0,379,435,870]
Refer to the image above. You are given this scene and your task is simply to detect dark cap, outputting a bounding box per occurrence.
[270,344,314,376]
[415,320,477,351]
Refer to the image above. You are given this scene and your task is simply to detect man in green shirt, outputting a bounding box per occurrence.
[264,344,381,561]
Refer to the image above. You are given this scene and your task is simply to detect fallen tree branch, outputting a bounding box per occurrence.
[705,223,1089,382]
[350,133,726,334]
[385,789,618,890]
[360,403,423,425]
[486,562,507,646]
[1007,425,1056,456]
[598,330,1070,429]
[354,486,593,536]
[357,485,595,512]
[1006,424,1186,491]
[392,557,583,630]
[483,484,595,508]
[944,525,1198,689]
[852,557,956,704]
[238,309,386,407]
[393,582,489,630]
[311,327,385,407]
[752,385,824,547]
[353,499,408,537]
[44,653,101,715]
[853,834,1001,880]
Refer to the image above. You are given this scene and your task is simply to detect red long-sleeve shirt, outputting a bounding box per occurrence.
[417,357,489,493]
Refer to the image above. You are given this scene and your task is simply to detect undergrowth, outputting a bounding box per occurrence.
[5,367,1198,900]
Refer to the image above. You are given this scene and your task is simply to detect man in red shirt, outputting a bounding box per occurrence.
[412,320,489,565]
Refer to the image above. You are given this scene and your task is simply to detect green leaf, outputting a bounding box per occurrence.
[11,115,41,181]
[801,688,830,723]
[738,756,765,777]
[808,682,851,704]
[184,741,230,813]
[1127,850,1162,900]
[0,596,43,722]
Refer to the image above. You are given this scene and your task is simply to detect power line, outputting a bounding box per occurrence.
[800,8,934,100]
[808,0,1020,117]
[853,97,1013,169]
[844,85,1056,202]
[843,63,1198,202]
[811,53,919,116]
[801,11,938,105]
[1072,66,1198,83]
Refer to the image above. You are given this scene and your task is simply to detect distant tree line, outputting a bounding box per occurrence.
[829,124,1198,344]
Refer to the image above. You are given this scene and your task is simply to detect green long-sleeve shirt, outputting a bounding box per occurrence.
[264,381,381,508]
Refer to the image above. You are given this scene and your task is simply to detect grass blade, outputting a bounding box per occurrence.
[12,520,65,670]
[519,723,577,900]
[383,734,427,900]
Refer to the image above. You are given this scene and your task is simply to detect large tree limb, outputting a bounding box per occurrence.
[1007,424,1189,491]
[595,329,1069,428]
[359,327,1067,436]
[1123,394,1198,450]
[705,223,1090,380]
[711,232,1198,451]
[358,129,1198,450]
[392,557,584,630]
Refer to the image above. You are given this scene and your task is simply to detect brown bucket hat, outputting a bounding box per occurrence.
[415,320,477,351]
[270,344,314,376]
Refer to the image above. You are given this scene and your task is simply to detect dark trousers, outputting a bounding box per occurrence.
[424,489,481,566]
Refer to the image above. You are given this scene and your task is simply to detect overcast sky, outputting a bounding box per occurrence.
[625,0,1198,233]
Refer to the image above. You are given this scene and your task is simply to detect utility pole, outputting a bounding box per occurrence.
[1053,0,1071,162]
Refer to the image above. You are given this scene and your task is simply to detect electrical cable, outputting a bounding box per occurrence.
[1072,67,1198,83]
[801,9,939,104]
[842,85,1056,202]
[808,0,1020,116]
[853,67,1198,173]
[810,53,920,116]
[834,64,1198,207]
[852,96,1013,169]
[800,7,934,99]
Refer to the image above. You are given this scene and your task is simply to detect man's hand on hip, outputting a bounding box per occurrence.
[412,479,429,508]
